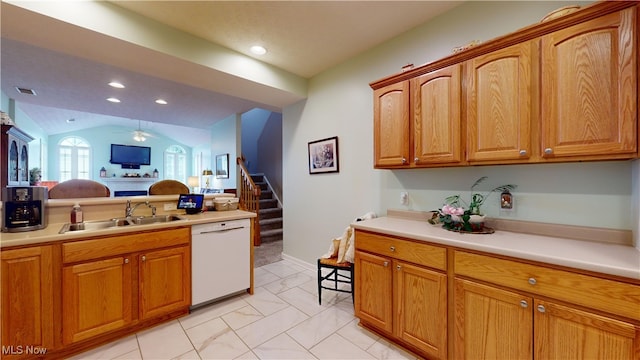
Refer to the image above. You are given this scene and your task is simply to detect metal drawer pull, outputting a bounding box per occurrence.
[383,261,389,267]
[390,246,396,252]
[519,149,527,156]
[396,265,402,270]
[520,300,528,308]
[124,258,129,264]
[537,305,546,313]
[544,148,553,155]
[528,277,537,285]
[141,255,146,262]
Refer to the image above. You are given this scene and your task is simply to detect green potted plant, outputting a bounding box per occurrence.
[29,167,42,186]
[435,176,516,233]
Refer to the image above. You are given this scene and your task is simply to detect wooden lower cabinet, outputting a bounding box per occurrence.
[1,246,55,357]
[62,256,133,344]
[63,244,190,344]
[355,245,447,359]
[455,278,639,359]
[454,279,533,359]
[534,299,638,359]
[139,246,191,321]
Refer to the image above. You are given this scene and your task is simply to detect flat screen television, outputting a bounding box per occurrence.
[110,144,151,168]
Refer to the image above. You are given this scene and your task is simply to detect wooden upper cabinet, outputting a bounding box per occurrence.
[466,41,535,163]
[540,7,637,160]
[373,81,410,168]
[412,65,463,165]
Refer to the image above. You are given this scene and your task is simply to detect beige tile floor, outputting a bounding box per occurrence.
[69,259,417,360]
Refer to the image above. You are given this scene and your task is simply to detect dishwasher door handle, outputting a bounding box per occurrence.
[197,226,245,235]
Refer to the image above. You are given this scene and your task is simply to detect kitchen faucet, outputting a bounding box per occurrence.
[125,200,156,218]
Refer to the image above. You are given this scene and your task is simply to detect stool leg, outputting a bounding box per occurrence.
[317,259,322,305]
[350,265,355,304]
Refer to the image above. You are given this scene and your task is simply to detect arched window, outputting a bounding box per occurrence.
[164,145,186,184]
[58,137,91,181]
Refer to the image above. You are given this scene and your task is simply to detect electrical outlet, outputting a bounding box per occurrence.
[400,191,409,205]
[500,191,514,210]
[164,203,177,211]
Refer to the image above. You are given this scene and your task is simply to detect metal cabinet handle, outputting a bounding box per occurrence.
[141,255,146,262]
[520,300,528,308]
[519,150,527,156]
[383,261,389,267]
[528,278,537,285]
[390,246,396,252]
[414,157,419,162]
[537,305,546,313]
[396,265,402,270]
[544,148,553,155]
[401,158,407,164]
[124,258,129,264]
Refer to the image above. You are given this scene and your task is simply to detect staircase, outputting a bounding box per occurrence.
[252,174,283,243]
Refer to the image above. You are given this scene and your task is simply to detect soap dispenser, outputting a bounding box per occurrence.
[71,203,83,224]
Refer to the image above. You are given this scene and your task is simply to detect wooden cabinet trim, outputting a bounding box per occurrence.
[355,230,447,271]
[454,250,640,321]
[62,227,190,263]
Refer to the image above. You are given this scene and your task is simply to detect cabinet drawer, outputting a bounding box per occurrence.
[355,230,446,271]
[63,227,190,263]
[454,251,640,321]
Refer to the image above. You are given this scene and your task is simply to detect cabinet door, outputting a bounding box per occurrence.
[454,279,532,360]
[394,261,447,360]
[8,137,19,185]
[412,65,463,165]
[62,257,132,344]
[1,246,54,352]
[466,41,535,163]
[373,81,410,168]
[534,299,638,359]
[354,250,393,333]
[139,246,191,320]
[18,143,28,185]
[541,8,637,159]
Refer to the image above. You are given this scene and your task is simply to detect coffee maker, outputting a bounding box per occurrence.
[2,186,47,232]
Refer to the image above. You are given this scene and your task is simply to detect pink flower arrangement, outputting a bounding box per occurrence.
[441,204,464,216]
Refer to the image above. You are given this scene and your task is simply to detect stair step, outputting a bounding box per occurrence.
[260,228,283,243]
[259,207,282,219]
[260,217,282,231]
[259,199,278,209]
[251,175,264,183]
[259,190,273,200]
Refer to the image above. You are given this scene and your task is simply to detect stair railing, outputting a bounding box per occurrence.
[237,157,262,246]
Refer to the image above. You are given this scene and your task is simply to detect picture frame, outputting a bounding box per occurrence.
[215,153,229,179]
[308,136,339,174]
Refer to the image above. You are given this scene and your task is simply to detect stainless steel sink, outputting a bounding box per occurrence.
[59,218,133,233]
[131,214,184,225]
[59,215,183,233]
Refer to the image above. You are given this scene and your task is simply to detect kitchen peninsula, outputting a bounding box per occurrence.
[1,194,256,359]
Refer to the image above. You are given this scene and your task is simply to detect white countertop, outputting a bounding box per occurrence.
[1,210,256,248]
[352,216,640,280]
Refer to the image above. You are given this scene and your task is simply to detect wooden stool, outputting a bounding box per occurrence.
[317,257,354,305]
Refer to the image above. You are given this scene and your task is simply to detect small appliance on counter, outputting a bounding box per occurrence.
[2,186,47,232]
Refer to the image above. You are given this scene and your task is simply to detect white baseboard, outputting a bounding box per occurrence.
[281,253,315,272]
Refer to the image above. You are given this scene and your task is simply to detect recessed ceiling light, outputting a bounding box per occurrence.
[106,97,121,103]
[155,99,168,105]
[250,45,267,55]
[109,81,125,88]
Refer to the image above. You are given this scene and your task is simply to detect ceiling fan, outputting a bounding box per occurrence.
[132,120,153,142]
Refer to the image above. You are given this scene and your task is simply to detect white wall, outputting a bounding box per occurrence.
[210,113,240,190]
[282,0,638,265]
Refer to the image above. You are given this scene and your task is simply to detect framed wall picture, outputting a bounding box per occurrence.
[308,136,339,174]
[216,153,229,179]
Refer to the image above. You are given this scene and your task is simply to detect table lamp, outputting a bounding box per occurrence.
[187,176,200,193]
[202,169,213,189]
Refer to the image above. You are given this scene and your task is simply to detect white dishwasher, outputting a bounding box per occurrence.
[191,218,250,309]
